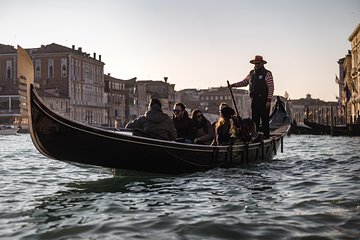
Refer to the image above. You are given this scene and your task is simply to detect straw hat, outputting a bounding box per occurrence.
[250,55,267,64]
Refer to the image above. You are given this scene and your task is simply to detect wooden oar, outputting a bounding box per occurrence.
[227,80,241,120]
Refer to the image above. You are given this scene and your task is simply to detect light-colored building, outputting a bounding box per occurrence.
[30,43,107,125]
[348,23,360,122]
[337,53,352,124]
[42,89,70,118]
[288,94,338,125]
[199,87,251,118]
[104,74,127,127]
[126,77,175,121]
[0,44,22,126]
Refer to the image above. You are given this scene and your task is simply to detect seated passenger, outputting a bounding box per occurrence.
[172,102,195,143]
[125,98,177,141]
[191,109,214,145]
[213,103,239,145]
[239,117,258,143]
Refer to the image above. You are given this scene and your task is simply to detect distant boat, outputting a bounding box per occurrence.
[0,125,19,135]
[303,119,349,136]
[289,121,323,135]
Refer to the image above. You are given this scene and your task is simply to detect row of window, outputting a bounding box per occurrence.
[33,58,103,83]
[72,108,107,125]
[48,99,69,111]
[109,93,125,104]
[35,59,67,79]
[200,95,233,101]
[110,82,125,91]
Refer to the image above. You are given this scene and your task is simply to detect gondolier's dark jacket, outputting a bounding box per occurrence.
[125,106,177,141]
[232,67,274,101]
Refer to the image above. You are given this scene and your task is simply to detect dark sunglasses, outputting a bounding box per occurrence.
[197,115,203,119]
[173,109,181,113]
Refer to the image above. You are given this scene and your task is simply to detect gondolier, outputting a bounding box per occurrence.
[229,55,274,139]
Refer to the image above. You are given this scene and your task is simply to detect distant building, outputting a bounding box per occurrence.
[104,74,127,127]
[337,53,352,124]
[30,43,107,125]
[0,44,21,125]
[124,77,175,121]
[348,23,360,122]
[288,94,338,125]
[42,89,70,118]
[199,87,251,118]
[0,43,109,126]
[136,77,175,116]
[176,88,204,111]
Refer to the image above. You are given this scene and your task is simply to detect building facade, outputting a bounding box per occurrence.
[0,44,21,125]
[104,74,126,127]
[125,77,176,121]
[288,94,338,125]
[199,87,251,117]
[30,43,107,125]
[337,53,353,124]
[348,23,360,122]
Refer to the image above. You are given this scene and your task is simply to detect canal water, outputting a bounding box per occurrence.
[0,134,359,240]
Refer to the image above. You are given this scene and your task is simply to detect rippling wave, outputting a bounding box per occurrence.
[1,134,359,239]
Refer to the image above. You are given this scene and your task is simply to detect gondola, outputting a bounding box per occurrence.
[18,46,291,175]
[303,119,349,136]
[289,121,323,135]
[0,125,20,135]
[303,119,360,137]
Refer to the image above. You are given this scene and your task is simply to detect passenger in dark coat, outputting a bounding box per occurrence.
[172,102,195,143]
[125,98,177,141]
[191,109,214,145]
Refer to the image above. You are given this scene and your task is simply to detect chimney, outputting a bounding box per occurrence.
[78,47,82,52]
[93,52,96,59]
[72,45,75,50]
[107,73,111,76]
[164,77,168,83]
[99,55,102,62]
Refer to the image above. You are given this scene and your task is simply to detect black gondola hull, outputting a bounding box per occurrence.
[29,84,288,175]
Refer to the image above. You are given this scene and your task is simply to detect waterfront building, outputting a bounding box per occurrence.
[348,23,360,122]
[124,77,175,121]
[288,94,338,125]
[199,87,251,117]
[104,74,126,127]
[337,53,352,124]
[0,44,21,126]
[176,88,205,111]
[30,43,107,126]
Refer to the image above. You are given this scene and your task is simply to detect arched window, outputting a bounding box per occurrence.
[61,58,67,77]
[48,59,54,78]
[62,65,67,77]
[7,68,11,79]
[6,60,12,79]
[36,66,41,78]
[49,66,53,78]
[35,59,41,78]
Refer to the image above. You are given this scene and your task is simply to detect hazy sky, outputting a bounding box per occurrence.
[1,0,359,101]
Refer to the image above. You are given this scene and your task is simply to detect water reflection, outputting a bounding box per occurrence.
[2,135,360,239]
